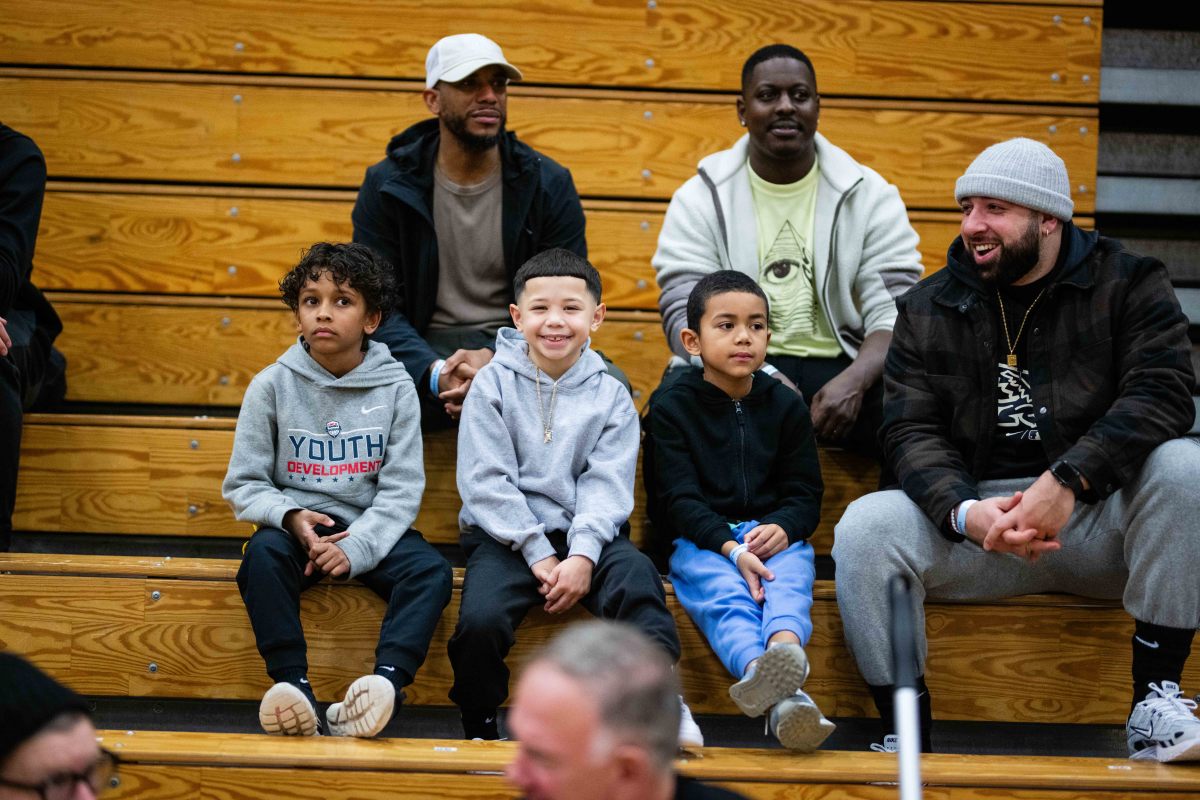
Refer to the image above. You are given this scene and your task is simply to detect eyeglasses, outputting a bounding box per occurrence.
[0,749,120,800]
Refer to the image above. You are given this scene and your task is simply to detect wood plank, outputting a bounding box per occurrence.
[89,730,1199,799]
[14,413,875,554]
[1,76,1099,208]
[35,188,1092,306]
[0,1,1100,101]
[4,560,1198,724]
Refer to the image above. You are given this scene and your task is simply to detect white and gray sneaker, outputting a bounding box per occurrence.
[1128,681,1200,762]
[870,734,899,753]
[678,696,705,749]
[729,642,810,718]
[259,681,320,736]
[768,689,836,752]
[327,675,396,738]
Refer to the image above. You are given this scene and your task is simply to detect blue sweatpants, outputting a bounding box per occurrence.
[669,523,815,679]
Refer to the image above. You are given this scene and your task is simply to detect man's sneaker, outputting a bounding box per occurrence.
[259,681,320,736]
[678,696,705,749]
[327,675,396,738]
[1127,681,1200,763]
[870,734,899,753]
[768,690,835,752]
[729,642,810,718]
[462,708,501,740]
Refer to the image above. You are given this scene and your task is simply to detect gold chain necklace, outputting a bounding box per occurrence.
[996,287,1047,369]
[534,367,560,444]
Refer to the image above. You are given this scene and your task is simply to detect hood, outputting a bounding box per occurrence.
[491,327,607,389]
[673,366,778,406]
[945,219,1100,293]
[696,132,862,194]
[277,339,410,389]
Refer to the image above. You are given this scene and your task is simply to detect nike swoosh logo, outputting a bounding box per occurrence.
[1135,636,1161,649]
[1129,723,1154,737]
[361,405,385,414]
[378,665,396,672]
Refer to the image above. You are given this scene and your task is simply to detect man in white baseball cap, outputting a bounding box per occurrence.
[353,33,595,428]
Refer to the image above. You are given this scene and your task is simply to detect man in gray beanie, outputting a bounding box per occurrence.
[0,653,119,798]
[832,137,1200,761]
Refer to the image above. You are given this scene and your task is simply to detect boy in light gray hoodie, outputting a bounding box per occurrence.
[448,249,698,746]
[224,243,452,740]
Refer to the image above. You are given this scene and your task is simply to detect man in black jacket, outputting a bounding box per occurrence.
[1,124,66,552]
[352,33,588,426]
[833,138,1200,761]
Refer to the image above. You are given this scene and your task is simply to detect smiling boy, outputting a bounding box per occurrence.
[449,248,699,747]
[646,270,832,751]
[224,242,452,739]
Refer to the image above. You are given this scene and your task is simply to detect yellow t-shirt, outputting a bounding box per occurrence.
[748,162,841,358]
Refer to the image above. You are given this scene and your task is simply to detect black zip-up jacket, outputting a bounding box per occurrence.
[351,119,586,385]
[883,221,1195,541]
[0,124,61,339]
[646,369,823,554]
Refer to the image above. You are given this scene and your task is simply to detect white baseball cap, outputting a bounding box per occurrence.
[425,33,523,89]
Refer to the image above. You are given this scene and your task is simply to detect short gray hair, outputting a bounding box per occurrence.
[531,620,680,771]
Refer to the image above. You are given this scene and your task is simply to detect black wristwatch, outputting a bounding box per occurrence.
[1049,459,1086,499]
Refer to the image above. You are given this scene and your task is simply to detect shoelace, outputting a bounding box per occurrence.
[1147,682,1199,723]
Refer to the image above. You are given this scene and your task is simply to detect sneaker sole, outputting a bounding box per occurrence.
[259,683,318,736]
[729,644,809,718]
[774,701,836,753]
[327,675,395,738]
[1130,735,1200,763]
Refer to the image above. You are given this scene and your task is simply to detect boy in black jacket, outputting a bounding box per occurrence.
[647,271,832,751]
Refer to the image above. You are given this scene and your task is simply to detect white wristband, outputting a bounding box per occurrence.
[428,359,446,396]
[728,542,749,566]
[955,499,979,537]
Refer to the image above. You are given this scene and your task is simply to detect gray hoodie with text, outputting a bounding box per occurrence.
[223,339,424,578]
[457,328,639,567]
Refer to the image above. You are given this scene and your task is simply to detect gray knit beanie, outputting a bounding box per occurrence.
[955,137,1073,221]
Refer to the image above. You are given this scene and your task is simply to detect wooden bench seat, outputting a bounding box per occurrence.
[36,183,1000,306]
[14,413,878,556]
[91,729,1195,800]
[1,70,1098,209]
[0,0,1101,102]
[3,553,1197,724]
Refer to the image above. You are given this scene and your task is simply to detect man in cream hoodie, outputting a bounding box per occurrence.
[653,45,922,458]
[225,243,452,740]
[449,249,700,747]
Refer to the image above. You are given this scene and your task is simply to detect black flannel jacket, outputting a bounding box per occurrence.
[882,222,1195,540]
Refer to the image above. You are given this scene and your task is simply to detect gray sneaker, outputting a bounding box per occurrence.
[769,689,836,752]
[259,682,320,736]
[1128,681,1200,762]
[327,675,396,738]
[729,643,810,718]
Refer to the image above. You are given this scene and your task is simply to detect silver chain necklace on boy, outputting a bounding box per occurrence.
[535,367,560,443]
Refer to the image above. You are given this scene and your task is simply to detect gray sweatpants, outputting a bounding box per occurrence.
[832,439,1200,686]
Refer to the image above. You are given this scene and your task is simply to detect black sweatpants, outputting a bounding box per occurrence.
[236,526,453,686]
[447,527,681,712]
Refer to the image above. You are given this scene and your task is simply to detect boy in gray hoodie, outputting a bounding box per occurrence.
[448,249,698,746]
[224,243,452,739]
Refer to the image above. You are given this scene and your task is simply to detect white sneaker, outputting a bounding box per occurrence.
[1128,681,1200,762]
[768,689,835,752]
[729,642,810,718]
[259,682,319,736]
[327,675,396,738]
[870,733,899,753]
[678,696,704,749]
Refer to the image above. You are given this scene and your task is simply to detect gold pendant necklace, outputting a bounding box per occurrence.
[996,287,1047,369]
[535,367,560,444]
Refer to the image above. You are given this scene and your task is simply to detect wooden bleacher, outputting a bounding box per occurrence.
[5,0,1159,789]
[91,729,1200,799]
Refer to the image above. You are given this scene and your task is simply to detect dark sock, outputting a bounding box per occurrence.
[461,707,500,740]
[869,676,933,753]
[1131,620,1195,713]
[268,667,318,709]
[374,664,408,696]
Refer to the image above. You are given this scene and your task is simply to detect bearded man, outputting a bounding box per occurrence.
[832,138,1200,762]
